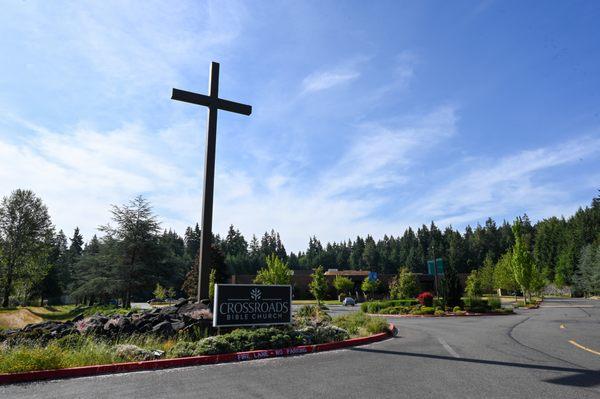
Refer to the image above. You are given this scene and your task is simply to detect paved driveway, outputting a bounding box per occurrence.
[2,299,599,398]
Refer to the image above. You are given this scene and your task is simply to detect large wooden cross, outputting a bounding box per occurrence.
[172,62,252,302]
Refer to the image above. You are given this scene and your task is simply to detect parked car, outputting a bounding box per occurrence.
[342,297,356,306]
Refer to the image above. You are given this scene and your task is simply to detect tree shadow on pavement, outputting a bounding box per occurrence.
[350,347,600,388]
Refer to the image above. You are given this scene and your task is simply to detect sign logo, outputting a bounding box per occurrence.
[250,288,262,300]
[213,284,292,328]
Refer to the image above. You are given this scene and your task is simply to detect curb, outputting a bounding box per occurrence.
[367,312,514,318]
[0,324,394,385]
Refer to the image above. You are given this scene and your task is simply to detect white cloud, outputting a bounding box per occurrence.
[413,135,600,226]
[321,106,457,196]
[302,68,360,93]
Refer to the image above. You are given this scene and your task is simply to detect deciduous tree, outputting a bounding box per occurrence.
[0,190,53,307]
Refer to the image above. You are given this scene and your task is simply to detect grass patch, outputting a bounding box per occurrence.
[292,300,342,305]
[28,305,82,321]
[332,312,389,337]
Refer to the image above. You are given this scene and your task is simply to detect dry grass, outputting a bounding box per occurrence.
[0,309,43,329]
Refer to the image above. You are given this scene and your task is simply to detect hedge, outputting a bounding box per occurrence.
[360,299,419,314]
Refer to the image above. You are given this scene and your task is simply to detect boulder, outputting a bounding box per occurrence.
[170,320,185,331]
[152,321,174,336]
[177,303,212,320]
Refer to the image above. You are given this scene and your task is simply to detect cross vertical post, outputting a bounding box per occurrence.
[198,62,219,304]
[171,62,252,303]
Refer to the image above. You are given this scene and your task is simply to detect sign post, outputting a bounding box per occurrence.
[213,284,292,328]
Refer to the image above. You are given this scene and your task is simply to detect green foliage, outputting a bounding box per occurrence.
[494,251,518,292]
[208,268,216,302]
[479,255,495,294]
[361,277,379,300]
[309,266,329,305]
[411,307,435,315]
[465,270,483,298]
[452,306,462,312]
[254,254,292,285]
[487,296,502,310]
[441,261,462,307]
[360,299,418,313]
[0,189,54,307]
[153,283,166,301]
[389,267,418,299]
[377,306,413,315]
[80,305,137,317]
[294,304,331,325]
[333,276,354,294]
[511,218,537,302]
[332,312,388,336]
[555,249,574,288]
[574,244,600,296]
[463,297,490,313]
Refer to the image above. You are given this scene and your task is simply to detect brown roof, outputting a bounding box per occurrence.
[324,270,370,276]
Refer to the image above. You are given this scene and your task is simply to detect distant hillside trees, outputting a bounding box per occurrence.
[0,189,598,307]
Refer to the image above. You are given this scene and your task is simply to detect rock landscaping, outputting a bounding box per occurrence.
[0,299,212,347]
[0,304,389,375]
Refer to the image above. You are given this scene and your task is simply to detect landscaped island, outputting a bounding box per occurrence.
[0,301,388,375]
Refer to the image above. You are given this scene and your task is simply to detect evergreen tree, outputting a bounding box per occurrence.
[362,235,379,272]
[442,261,462,307]
[574,244,600,296]
[98,195,161,308]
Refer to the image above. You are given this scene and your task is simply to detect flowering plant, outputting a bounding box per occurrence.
[416,291,434,307]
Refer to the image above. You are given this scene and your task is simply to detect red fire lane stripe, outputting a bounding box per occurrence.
[0,325,394,385]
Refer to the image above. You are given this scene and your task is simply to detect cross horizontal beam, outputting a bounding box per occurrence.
[171,88,252,116]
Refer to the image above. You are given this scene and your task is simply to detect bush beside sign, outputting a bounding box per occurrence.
[213,284,292,327]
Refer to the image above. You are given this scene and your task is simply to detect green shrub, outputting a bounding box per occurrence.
[377,306,413,315]
[168,341,197,358]
[360,299,419,314]
[434,309,445,316]
[463,297,490,313]
[411,306,435,315]
[295,304,331,326]
[487,296,502,310]
[332,312,388,337]
[297,325,349,344]
[452,306,462,312]
[364,318,389,334]
[195,336,234,355]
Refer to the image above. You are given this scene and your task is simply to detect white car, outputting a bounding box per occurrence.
[342,297,356,306]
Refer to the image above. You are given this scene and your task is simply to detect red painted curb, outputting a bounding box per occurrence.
[0,325,394,385]
[367,312,514,318]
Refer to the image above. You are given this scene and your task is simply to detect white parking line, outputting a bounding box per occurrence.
[437,337,460,358]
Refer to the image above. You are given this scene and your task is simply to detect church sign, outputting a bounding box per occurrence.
[213,284,292,327]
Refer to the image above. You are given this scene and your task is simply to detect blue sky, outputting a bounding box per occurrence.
[1,1,599,251]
